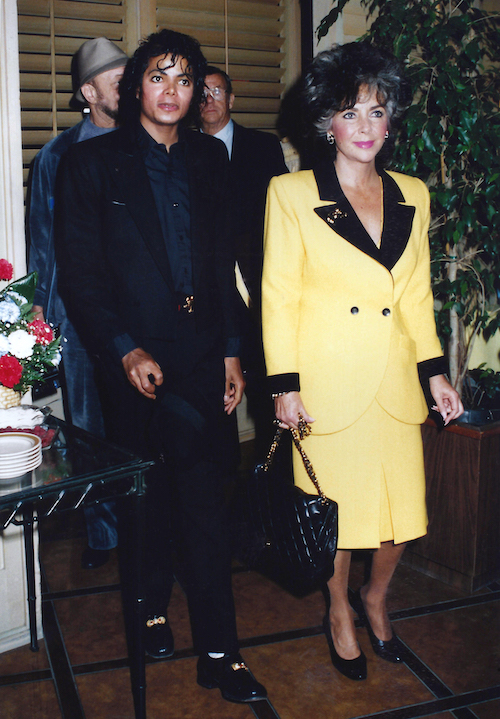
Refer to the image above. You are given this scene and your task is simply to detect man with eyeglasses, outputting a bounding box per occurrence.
[200,67,288,454]
[200,67,288,313]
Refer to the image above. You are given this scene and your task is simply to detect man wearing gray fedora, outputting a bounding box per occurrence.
[26,37,128,570]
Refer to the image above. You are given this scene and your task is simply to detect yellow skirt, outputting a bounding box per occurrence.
[293,399,428,549]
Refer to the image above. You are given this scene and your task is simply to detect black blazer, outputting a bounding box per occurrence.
[55,124,239,367]
[228,122,288,307]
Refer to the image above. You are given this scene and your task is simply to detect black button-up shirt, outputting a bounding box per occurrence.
[138,125,193,294]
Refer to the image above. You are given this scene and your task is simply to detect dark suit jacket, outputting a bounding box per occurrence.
[228,122,288,309]
[55,124,240,374]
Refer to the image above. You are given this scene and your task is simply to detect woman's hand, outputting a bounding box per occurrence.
[274,391,315,430]
[429,374,464,426]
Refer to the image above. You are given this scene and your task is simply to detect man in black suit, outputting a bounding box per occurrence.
[200,67,288,454]
[200,66,288,313]
[55,29,266,704]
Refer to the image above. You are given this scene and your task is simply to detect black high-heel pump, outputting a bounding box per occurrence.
[350,589,403,663]
[322,615,367,681]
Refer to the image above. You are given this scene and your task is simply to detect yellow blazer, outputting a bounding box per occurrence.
[262,164,443,436]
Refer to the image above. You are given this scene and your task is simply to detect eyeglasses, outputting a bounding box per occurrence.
[202,86,227,101]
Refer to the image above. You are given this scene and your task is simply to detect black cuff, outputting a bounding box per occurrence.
[267,373,300,395]
[418,356,450,415]
[105,333,138,365]
[417,356,449,381]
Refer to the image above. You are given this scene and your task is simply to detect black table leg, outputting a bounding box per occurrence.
[130,471,147,719]
[22,507,39,652]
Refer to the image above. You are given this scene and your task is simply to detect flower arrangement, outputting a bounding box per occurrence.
[0,260,61,404]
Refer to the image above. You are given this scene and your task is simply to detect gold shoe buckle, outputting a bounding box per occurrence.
[231,661,248,672]
[146,615,166,628]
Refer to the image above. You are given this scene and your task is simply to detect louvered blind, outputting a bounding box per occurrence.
[156,0,287,131]
[17,0,295,190]
[17,0,127,189]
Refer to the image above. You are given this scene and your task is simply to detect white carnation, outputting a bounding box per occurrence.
[6,290,28,305]
[0,334,9,357]
[8,329,36,359]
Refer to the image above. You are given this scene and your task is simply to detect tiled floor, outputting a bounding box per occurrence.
[1,441,499,719]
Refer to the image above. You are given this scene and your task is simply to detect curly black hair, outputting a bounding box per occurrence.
[303,41,412,161]
[118,28,207,126]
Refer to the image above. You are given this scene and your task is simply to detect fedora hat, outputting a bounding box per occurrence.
[72,37,128,104]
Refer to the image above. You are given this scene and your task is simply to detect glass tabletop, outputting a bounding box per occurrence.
[0,414,152,507]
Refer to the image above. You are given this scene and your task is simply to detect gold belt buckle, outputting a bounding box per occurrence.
[183,295,194,314]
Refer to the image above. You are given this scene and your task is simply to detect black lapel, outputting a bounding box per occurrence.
[313,154,415,270]
[378,172,415,270]
[100,126,175,291]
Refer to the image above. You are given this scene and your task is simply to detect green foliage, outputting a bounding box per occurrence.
[317,0,353,41]
[317,0,500,395]
[464,364,500,409]
[5,271,38,306]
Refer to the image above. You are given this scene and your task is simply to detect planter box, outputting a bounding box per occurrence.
[403,417,500,593]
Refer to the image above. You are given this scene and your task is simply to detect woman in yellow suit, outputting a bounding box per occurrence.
[262,42,463,681]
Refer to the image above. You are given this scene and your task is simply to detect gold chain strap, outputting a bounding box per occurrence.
[263,417,329,505]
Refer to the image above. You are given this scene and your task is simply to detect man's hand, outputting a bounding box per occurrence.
[32,305,45,321]
[224,357,245,415]
[122,348,163,399]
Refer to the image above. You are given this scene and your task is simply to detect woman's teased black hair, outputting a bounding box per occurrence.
[303,41,412,162]
[119,28,207,126]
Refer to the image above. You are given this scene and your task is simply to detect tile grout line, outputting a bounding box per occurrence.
[249,699,282,719]
[42,582,121,602]
[45,572,500,619]
[389,589,500,622]
[345,684,500,719]
[0,668,52,687]
[35,558,500,719]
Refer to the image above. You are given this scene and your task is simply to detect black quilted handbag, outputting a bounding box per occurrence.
[235,425,338,596]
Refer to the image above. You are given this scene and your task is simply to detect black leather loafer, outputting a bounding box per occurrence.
[323,616,367,680]
[144,615,174,659]
[197,652,267,703]
[350,589,403,663]
[81,547,109,570]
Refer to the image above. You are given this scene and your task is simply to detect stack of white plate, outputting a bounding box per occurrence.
[0,432,42,480]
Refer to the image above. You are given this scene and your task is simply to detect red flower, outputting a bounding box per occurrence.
[0,355,23,388]
[0,259,13,282]
[28,319,54,345]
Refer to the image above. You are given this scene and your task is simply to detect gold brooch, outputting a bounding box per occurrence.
[327,208,347,225]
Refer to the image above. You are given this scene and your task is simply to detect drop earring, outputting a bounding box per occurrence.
[385,131,389,139]
[326,132,335,145]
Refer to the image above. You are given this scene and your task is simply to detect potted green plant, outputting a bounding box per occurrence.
[318,0,500,403]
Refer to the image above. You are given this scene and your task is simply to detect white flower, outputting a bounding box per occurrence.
[6,290,28,305]
[0,334,9,357]
[51,350,62,366]
[0,299,20,323]
[8,329,36,359]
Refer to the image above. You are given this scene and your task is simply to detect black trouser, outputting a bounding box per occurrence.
[98,317,240,654]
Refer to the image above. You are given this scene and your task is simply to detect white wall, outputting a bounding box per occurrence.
[0,0,41,653]
[0,0,25,273]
